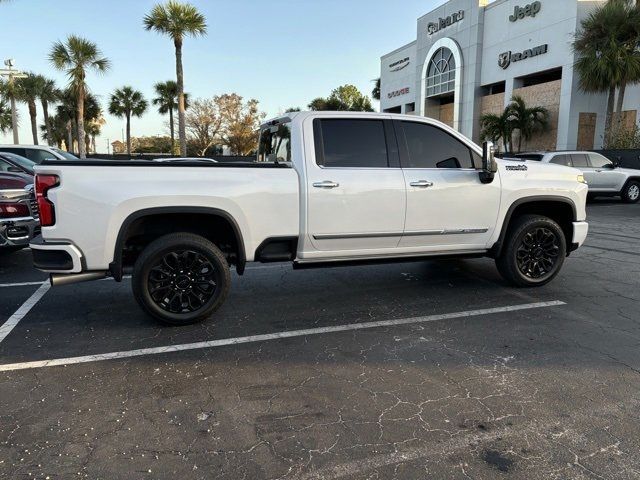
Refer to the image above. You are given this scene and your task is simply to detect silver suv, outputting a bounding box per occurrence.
[0,145,78,164]
[512,151,640,203]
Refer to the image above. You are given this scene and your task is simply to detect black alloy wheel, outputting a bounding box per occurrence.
[148,249,219,314]
[496,214,566,287]
[515,227,560,280]
[132,233,231,325]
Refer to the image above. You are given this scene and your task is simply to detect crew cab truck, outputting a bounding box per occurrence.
[30,112,589,325]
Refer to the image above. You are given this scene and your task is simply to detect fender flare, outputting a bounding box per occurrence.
[109,206,246,280]
[489,196,577,258]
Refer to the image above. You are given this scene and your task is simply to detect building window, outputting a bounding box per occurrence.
[426,47,456,97]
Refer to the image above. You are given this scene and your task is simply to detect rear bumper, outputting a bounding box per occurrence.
[0,216,40,248]
[29,235,84,273]
[572,221,589,248]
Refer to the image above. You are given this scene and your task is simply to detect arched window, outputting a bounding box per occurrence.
[426,47,456,97]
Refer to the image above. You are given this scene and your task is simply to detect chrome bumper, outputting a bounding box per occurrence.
[0,216,40,248]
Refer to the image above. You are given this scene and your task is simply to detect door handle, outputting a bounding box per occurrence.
[595,170,603,173]
[409,180,434,188]
[313,181,340,189]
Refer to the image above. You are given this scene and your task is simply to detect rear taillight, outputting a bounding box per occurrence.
[35,174,59,227]
[0,202,30,218]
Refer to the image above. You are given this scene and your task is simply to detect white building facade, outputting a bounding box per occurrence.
[380,0,640,151]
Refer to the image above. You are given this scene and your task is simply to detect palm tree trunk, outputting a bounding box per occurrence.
[615,81,627,129]
[28,100,38,145]
[126,112,132,157]
[10,93,19,144]
[169,106,175,154]
[77,84,86,159]
[604,86,616,147]
[66,120,73,153]
[42,100,53,146]
[92,134,96,154]
[174,38,187,157]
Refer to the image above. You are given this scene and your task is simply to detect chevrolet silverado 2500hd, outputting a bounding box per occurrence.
[30,112,589,325]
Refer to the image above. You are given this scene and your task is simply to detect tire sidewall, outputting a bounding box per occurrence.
[504,216,567,286]
[622,181,640,203]
[133,235,230,325]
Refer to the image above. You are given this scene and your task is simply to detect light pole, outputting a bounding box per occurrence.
[0,59,27,145]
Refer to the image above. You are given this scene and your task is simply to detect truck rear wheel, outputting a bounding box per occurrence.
[496,214,566,287]
[132,233,231,325]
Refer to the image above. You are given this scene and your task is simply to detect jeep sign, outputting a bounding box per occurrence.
[509,1,542,22]
[498,44,548,69]
[427,10,464,35]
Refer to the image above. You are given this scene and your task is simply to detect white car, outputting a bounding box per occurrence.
[30,112,589,325]
[511,151,640,203]
[0,145,79,164]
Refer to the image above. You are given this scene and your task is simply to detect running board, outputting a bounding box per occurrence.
[293,251,487,270]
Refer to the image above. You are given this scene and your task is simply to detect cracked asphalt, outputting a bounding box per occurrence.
[0,199,639,479]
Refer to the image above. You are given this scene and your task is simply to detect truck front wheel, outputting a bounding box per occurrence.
[132,233,231,325]
[496,215,566,287]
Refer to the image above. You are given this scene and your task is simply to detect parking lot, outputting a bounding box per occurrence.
[0,200,638,479]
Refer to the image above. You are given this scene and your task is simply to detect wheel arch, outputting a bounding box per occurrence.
[110,207,246,280]
[490,196,577,258]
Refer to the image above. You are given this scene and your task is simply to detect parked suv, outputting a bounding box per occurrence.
[511,151,640,203]
[0,145,78,164]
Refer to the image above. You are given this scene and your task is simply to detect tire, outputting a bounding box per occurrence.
[496,214,566,287]
[132,233,231,325]
[621,180,640,203]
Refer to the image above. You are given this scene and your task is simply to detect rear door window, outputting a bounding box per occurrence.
[315,119,389,168]
[571,154,590,167]
[550,154,572,166]
[400,121,474,169]
[26,149,56,163]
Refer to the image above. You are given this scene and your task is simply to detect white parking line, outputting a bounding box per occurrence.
[0,300,565,372]
[0,281,50,344]
[0,280,46,288]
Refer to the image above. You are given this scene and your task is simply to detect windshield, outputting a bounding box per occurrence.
[1,152,35,173]
[52,148,79,161]
[257,122,291,163]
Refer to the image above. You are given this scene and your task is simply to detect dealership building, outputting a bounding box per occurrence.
[379,0,640,151]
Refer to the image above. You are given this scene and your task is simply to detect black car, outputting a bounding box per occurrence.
[0,152,36,175]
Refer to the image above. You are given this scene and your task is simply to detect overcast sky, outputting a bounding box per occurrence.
[0,0,449,151]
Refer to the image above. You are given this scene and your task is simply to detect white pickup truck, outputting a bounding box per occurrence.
[31,112,589,325]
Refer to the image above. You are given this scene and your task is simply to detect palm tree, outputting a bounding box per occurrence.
[144,1,207,157]
[508,96,549,153]
[35,75,60,146]
[49,35,110,159]
[574,0,640,144]
[372,78,381,101]
[108,86,148,156]
[153,80,188,153]
[0,100,12,134]
[480,110,514,154]
[15,73,41,144]
[55,88,101,153]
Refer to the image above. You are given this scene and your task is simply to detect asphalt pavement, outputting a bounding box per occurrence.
[0,199,639,479]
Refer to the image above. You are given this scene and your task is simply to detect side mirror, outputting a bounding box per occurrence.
[480,141,497,184]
